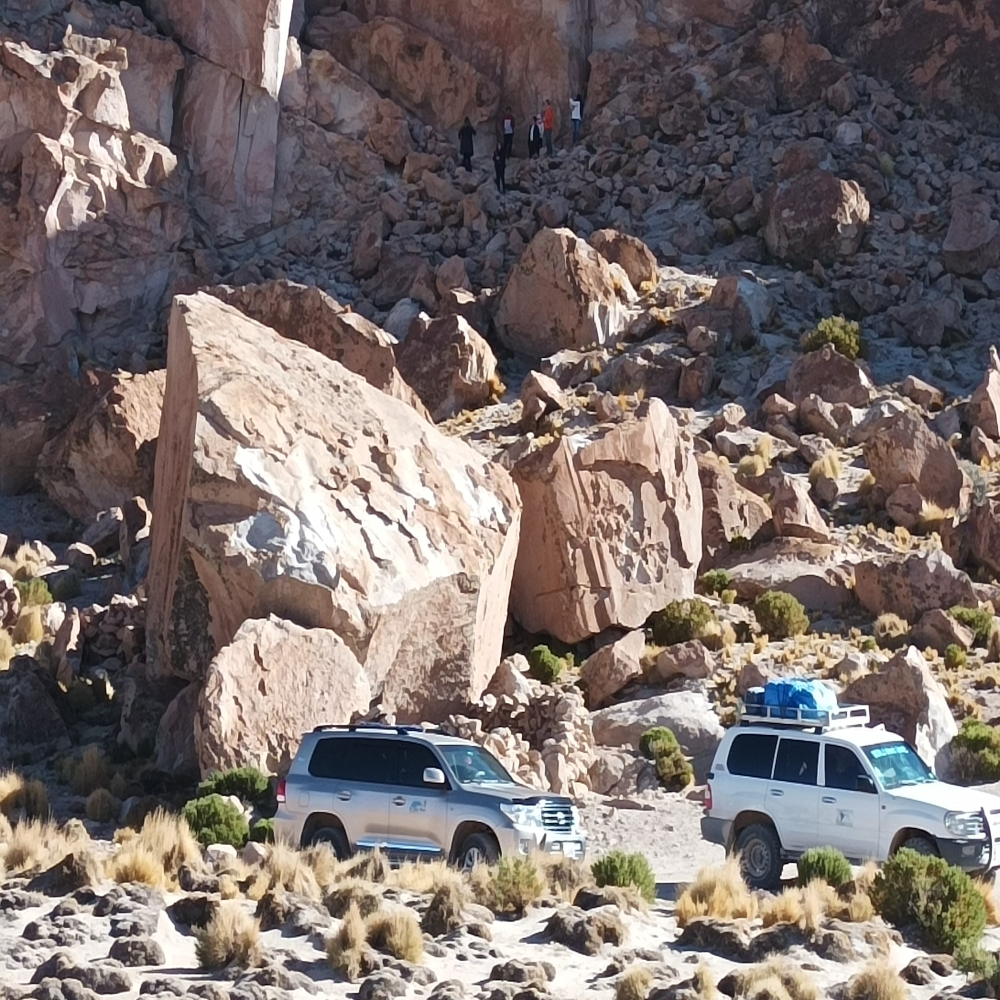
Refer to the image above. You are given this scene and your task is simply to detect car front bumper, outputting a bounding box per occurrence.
[937,835,995,872]
[496,825,588,860]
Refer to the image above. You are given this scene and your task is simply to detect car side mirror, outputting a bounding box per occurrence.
[856,775,876,794]
[423,767,446,785]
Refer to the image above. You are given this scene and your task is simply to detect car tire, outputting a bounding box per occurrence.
[310,825,351,861]
[734,823,783,891]
[455,832,500,872]
[899,834,938,857]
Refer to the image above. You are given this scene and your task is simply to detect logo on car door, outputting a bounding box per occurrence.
[409,800,426,813]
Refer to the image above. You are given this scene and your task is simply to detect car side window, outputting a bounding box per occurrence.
[773,738,819,785]
[368,740,403,785]
[308,737,361,780]
[398,743,450,789]
[727,734,778,779]
[824,744,870,791]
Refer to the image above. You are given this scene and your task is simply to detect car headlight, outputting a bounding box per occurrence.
[500,802,543,827]
[945,811,985,838]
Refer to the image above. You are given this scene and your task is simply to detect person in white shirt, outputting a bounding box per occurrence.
[570,93,583,143]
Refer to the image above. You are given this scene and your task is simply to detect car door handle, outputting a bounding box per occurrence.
[769,789,783,797]
[337,791,351,801]
[822,796,837,804]
[393,797,406,807]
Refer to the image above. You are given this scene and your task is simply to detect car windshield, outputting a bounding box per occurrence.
[864,741,934,789]
[437,745,514,785]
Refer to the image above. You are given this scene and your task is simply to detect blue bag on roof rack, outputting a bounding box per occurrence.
[761,679,838,721]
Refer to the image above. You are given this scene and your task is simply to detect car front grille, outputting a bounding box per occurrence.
[540,801,575,832]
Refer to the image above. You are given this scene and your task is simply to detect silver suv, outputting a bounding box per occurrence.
[273,724,588,870]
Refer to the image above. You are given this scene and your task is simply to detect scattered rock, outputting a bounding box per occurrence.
[580,631,645,709]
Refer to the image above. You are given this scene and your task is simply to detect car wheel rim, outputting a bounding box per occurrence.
[743,839,770,880]
[461,847,485,872]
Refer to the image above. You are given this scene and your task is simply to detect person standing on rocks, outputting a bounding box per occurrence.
[459,117,476,172]
[542,100,555,156]
[528,115,542,158]
[493,139,507,194]
[502,106,515,158]
[570,93,583,143]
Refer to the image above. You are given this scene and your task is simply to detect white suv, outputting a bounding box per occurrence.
[701,703,1000,889]
[272,724,587,870]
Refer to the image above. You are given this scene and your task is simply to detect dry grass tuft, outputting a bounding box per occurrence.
[760,887,804,928]
[0,544,47,581]
[195,903,261,969]
[0,630,13,670]
[109,843,166,887]
[342,847,389,884]
[389,858,463,896]
[809,451,842,485]
[760,879,874,931]
[4,817,89,874]
[109,772,128,801]
[365,906,424,962]
[534,852,589,901]
[846,963,907,1000]
[0,772,49,820]
[676,858,758,927]
[327,902,369,981]
[696,963,718,1000]
[302,842,342,892]
[135,809,202,882]
[71,747,110,797]
[12,606,44,645]
[326,878,383,919]
[976,879,1000,926]
[218,874,241,899]
[85,788,119,824]
[617,966,652,1000]
[247,842,320,901]
[421,880,466,936]
[737,959,820,1000]
[847,891,875,922]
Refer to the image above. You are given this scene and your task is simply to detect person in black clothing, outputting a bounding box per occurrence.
[527,115,542,158]
[458,117,476,171]
[493,140,506,194]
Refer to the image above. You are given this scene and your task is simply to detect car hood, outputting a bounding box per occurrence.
[457,781,573,807]
[886,780,1000,815]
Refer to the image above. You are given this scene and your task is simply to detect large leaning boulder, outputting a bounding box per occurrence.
[853,550,978,623]
[495,228,635,358]
[145,293,521,722]
[195,616,372,776]
[206,279,428,416]
[509,398,702,643]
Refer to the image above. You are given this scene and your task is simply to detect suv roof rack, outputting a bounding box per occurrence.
[310,723,436,735]
[738,700,870,731]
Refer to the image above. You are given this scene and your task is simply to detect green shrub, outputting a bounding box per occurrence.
[955,945,1000,993]
[698,569,732,596]
[753,591,808,639]
[949,718,1000,783]
[950,606,995,648]
[199,767,271,807]
[527,645,566,684]
[796,847,853,889]
[15,578,52,607]
[181,794,249,848]
[487,857,544,917]
[871,848,987,954]
[639,727,693,792]
[650,598,718,647]
[801,316,863,360]
[592,850,656,903]
[249,818,275,844]
[945,644,968,671]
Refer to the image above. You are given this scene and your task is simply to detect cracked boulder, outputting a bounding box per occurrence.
[146,293,521,723]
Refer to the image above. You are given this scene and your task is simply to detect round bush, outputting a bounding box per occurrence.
[182,794,249,848]
[249,818,275,844]
[638,728,693,791]
[198,767,271,808]
[871,848,987,954]
[698,570,732,596]
[651,599,718,647]
[949,718,1000,783]
[527,645,565,684]
[639,727,679,758]
[801,315,863,360]
[950,606,995,648]
[753,591,808,639]
[944,644,968,671]
[592,850,656,903]
[796,847,853,889]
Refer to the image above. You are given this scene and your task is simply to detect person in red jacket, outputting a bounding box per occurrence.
[542,100,555,156]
